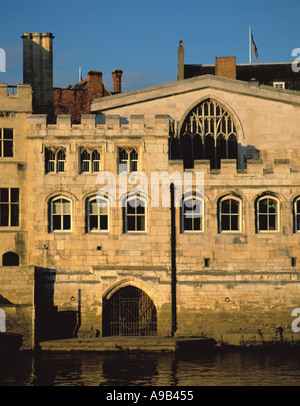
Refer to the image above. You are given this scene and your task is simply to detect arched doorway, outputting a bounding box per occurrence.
[2,252,19,266]
[103,285,157,336]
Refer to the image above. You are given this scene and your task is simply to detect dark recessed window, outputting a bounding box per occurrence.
[0,188,19,227]
[0,128,13,158]
[219,196,241,232]
[257,196,279,232]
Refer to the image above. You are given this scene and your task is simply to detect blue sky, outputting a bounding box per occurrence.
[1,0,300,92]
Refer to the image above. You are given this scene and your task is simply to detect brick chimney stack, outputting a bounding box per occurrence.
[112,69,123,93]
[87,70,103,99]
[177,40,184,80]
[215,57,236,80]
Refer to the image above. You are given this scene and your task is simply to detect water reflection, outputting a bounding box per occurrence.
[1,350,300,386]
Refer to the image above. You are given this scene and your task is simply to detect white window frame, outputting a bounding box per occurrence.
[119,147,139,173]
[124,194,147,233]
[273,82,285,89]
[181,194,204,233]
[45,148,66,174]
[87,195,109,232]
[219,195,242,233]
[50,196,72,232]
[256,195,280,233]
[81,149,101,173]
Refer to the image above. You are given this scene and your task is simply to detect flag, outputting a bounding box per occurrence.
[251,33,258,62]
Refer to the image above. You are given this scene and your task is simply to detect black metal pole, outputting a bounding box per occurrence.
[170,183,177,336]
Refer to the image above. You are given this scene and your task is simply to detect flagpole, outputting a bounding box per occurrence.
[249,26,251,64]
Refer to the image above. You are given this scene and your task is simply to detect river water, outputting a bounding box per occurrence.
[1,349,300,387]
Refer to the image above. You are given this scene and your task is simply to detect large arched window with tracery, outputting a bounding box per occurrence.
[180,99,238,169]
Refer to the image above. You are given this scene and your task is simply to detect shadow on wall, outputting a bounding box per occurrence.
[34,267,80,344]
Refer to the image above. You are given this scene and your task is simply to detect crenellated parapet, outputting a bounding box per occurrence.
[26,113,170,139]
[0,84,32,113]
[169,157,296,176]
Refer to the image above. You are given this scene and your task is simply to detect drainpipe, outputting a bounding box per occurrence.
[73,289,81,338]
[170,183,177,336]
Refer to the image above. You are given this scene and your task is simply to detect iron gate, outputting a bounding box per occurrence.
[103,286,157,336]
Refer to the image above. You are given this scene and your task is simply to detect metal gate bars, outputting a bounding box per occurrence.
[103,286,157,336]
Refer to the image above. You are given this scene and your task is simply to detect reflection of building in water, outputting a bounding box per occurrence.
[1,35,300,350]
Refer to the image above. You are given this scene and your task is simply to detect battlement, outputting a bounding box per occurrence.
[169,158,294,176]
[0,84,32,112]
[26,113,170,137]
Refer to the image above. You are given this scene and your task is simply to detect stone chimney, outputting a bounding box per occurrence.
[177,40,184,81]
[215,57,236,80]
[112,69,123,93]
[22,32,54,117]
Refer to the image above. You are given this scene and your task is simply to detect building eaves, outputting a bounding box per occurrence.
[90,74,300,113]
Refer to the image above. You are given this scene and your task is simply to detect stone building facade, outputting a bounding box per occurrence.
[1,34,300,349]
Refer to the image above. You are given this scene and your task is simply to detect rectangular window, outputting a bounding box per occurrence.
[273,82,285,89]
[0,128,14,157]
[125,197,146,232]
[0,188,19,227]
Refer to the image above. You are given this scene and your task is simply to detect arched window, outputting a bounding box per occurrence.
[119,148,138,173]
[57,149,66,173]
[193,133,203,159]
[87,195,109,232]
[181,194,204,232]
[45,148,66,173]
[81,149,90,172]
[219,196,241,232]
[81,149,101,173]
[49,196,72,232]
[294,197,300,232]
[2,251,19,266]
[256,195,279,232]
[92,150,101,172]
[182,133,193,169]
[123,195,146,232]
[180,99,238,168]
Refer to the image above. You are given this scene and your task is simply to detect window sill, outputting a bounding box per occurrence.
[125,231,148,234]
[87,230,110,234]
[219,230,242,234]
[181,230,204,234]
[79,171,101,175]
[51,230,72,234]
[45,172,66,175]
[0,227,21,232]
[256,230,280,234]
